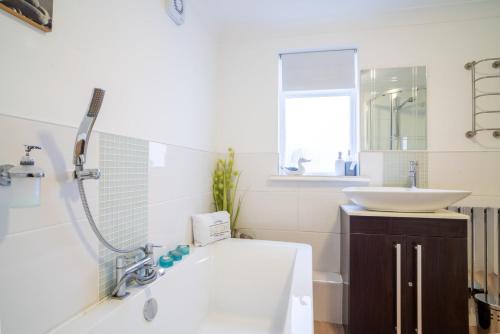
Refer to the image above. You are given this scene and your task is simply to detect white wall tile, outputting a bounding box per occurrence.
[148,145,215,204]
[233,152,300,192]
[0,115,99,236]
[429,151,500,196]
[359,152,383,186]
[455,195,500,208]
[148,193,212,252]
[237,191,299,231]
[303,232,340,273]
[148,194,213,264]
[7,194,98,236]
[299,192,348,233]
[0,223,98,334]
[149,199,187,250]
[242,229,340,273]
[298,181,356,194]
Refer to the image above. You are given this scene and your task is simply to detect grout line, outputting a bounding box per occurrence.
[237,189,347,194]
[362,150,500,153]
[2,220,83,238]
[148,193,213,206]
[230,150,500,156]
[238,226,342,235]
[0,113,218,155]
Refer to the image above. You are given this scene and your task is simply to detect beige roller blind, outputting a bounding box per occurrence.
[281,49,356,91]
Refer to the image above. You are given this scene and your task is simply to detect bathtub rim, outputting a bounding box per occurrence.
[48,238,313,334]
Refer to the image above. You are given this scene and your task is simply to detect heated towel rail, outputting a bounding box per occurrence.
[464,58,500,139]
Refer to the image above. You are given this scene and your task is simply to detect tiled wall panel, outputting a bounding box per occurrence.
[382,151,428,187]
[98,134,149,298]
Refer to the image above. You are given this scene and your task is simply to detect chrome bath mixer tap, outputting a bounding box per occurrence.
[409,160,418,188]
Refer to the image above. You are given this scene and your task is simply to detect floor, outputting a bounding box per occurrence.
[314,322,344,334]
[314,322,479,334]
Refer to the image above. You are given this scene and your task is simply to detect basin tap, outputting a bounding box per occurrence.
[408,160,418,188]
[112,243,163,299]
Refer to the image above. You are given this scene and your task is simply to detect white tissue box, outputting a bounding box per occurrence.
[192,211,231,246]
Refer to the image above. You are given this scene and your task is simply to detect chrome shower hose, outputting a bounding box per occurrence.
[77,179,144,254]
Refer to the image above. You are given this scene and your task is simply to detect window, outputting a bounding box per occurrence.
[279,49,358,175]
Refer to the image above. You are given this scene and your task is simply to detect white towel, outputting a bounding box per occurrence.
[192,211,231,246]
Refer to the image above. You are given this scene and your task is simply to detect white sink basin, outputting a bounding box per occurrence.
[342,187,471,213]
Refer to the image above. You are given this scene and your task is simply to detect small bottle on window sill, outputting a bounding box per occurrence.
[334,152,345,176]
[344,150,358,176]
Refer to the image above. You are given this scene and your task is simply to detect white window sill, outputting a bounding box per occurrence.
[268,175,370,185]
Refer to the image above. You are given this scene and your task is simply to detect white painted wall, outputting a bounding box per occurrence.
[0,0,217,151]
[0,1,217,333]
[215,12,500,153]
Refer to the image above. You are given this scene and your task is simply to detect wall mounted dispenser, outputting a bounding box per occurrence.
[0,145,45,207]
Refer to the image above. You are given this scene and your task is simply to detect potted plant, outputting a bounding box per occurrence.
[212,148,243,237]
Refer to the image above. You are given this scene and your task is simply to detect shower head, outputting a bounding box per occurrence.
[74,88,106,167]
[382,89,402,96]
[397,96,415,110]
[87,88,105,117]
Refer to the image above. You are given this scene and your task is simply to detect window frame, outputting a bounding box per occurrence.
[278,48,359,175]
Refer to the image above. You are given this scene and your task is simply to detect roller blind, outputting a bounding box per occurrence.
[281,49,356,91]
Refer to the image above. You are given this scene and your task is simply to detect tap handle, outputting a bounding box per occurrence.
[409,160,418,170]
[144,243,162,256]
[24,145,42,155]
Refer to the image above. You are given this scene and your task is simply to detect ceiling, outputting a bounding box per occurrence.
[191,0,492,37]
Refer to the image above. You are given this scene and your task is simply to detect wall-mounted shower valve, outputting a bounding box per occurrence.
[75,168,101,180]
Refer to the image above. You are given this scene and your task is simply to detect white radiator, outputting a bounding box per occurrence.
[448,207,500,295]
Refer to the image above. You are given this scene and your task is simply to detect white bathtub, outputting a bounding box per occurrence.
[50,239,313,334]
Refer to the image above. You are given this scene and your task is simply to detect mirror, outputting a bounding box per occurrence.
[360,66,427,150]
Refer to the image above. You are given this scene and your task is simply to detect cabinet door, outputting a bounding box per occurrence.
[406,236,468,334]
[349,234,406,334]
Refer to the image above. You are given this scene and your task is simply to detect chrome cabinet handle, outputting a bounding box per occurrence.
[415,244,423,334]
[395,243,402,334]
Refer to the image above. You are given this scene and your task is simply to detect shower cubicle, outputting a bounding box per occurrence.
[360,66,427,151]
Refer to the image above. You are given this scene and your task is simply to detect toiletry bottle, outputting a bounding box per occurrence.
[334,152,345,176]
[344,150,358,176]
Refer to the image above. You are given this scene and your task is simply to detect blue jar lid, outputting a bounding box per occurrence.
[159,256,174,268]
[168,250,183,261]
[176,245,190,255]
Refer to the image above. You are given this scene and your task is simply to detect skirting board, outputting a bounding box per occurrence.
[314,271,343,324]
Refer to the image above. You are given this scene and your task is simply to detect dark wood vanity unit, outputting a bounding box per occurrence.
[340,205,469,334]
